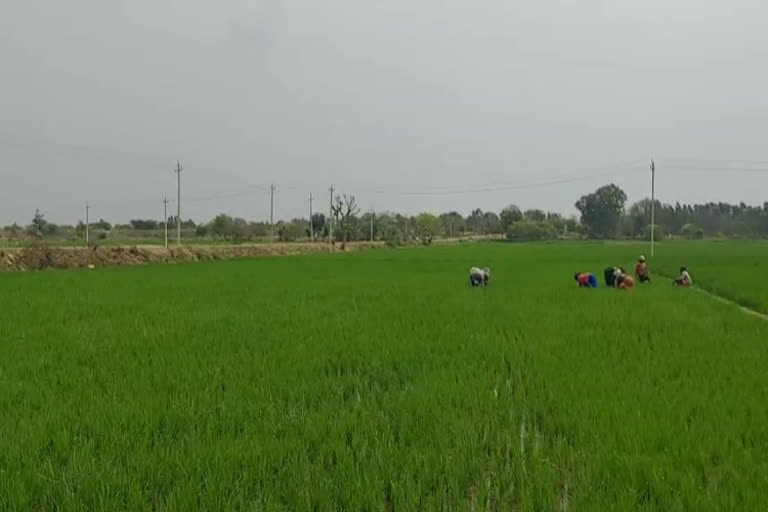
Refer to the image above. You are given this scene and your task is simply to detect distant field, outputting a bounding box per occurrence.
[1,242,766,510]
[651,240,768,314]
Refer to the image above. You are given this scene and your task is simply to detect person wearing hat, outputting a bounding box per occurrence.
[635,255,651,283]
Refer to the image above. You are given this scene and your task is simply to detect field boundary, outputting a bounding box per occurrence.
[0,242,384,273]
[655,270,768,322]
[690,286,768,322]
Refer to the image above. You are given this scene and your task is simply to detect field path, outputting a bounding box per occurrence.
[653,266,768,322]
[691,286,768,322]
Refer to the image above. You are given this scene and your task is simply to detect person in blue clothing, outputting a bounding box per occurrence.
[574,272,599,288]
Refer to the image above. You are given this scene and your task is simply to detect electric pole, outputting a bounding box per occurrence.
[309,193,314,242]
[329,185,334,252]
[174,161,182,245]
[650,159,656,257]
[270,184,275,242]
[370,209,374,242]
[163,197,169,249]
[85,202,90,245]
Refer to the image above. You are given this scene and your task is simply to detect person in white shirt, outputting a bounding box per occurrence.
[469,267,490,287]
[674,266,693,287]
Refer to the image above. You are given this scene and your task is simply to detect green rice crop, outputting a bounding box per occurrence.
[1,242,766,510]
[651,240,768,313]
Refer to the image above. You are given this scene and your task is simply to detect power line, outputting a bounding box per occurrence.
[654,164,768,173]
[655,156,768,166]
[174,161,647,203]
[0,130,173,166]
[372,167,642,196]
[184,185,270,203]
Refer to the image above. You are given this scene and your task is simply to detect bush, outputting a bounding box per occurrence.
[643,224,666,241]
[278,222,306,242]
[506,221,557,242]
[680,224,705,239]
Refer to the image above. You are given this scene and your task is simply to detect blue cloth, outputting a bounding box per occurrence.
[588,274,599,288]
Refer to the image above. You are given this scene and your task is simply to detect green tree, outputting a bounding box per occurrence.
[466,209,485,233]
[439,212,465,237]
[499,205,523,231]
[74,221,86,238]
[506,220,557,241]
[210,214,234,238]
[375,214,402,247]
[278,221,305,242]
[414,213,442,246]
[524,209,547,222]
[483,212,502,234]
[575,184,628,238]
[130,219,159,230]
[310,213,327,239]
[94,218,111,231]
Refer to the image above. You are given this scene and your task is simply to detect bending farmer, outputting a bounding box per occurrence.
[575,272,599,288]
[470,267,490,287]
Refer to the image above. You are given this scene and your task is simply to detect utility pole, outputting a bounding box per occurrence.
[308,193,314,242]
[329,185,334,252]
[404,216,408,243]
[85,202,90,245]
[163,197,169,249]
[269,184,275,242]
[174,161,182,245]
[650,159,656,257]
[370,209,374,242]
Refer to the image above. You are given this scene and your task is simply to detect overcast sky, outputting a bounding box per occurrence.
[1,0,767,224]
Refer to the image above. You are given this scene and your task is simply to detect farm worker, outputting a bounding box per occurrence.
[574,272,599,288]
[618,274,635,290]
[674,266,693,287]
[603,266,626,287]
[635,256,651,283]
[612,268,635,290]
[469,267,490,287]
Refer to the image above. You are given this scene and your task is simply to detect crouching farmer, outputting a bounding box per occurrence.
[470,267,490,287]
[574,272,599,288]
[674,266,693,287]
[617,273,635,290]
[635,256,651,283]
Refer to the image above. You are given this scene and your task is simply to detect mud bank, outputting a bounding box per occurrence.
[0,243,382,272]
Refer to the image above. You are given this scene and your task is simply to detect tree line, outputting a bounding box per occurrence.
[3,185,768,246]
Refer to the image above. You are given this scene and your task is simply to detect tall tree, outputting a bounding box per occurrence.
[440,211,465,237]
[331,194,359,249]
[482,211,502,234]
[310,213,327,239]
[575,184,627,238]
[500,204,523,231]
[466,208,485,233]
[414,213,442,245]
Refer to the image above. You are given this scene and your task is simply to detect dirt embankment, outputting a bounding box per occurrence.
[0,242,382,272]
